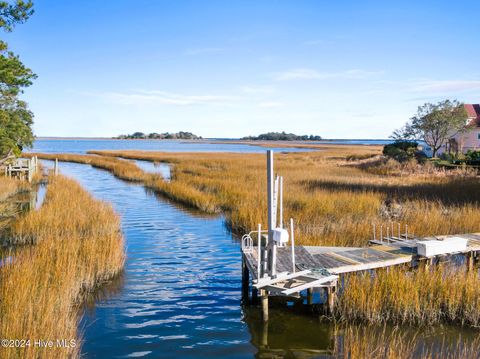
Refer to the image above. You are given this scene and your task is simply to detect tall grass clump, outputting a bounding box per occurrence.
[337,265,480,327]
[0,176,21,202]
[0,175,125,358]
[334,324,480,359]
[0,176,34,231]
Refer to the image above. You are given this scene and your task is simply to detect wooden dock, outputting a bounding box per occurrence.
[242,150,480,321]
[4,157,38,182]
[242,233,480,320]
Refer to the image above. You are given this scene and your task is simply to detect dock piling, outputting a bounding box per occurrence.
[242,255,250,302]
[466,252,474,273]
[327,285,336,315]
[260,289,269,321]
[307,288,313,305]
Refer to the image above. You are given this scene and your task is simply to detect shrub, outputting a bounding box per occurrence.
[465,150,480,165]
[383,141,418,162]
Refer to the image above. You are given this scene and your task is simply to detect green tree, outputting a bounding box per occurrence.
[391,99,468,158]
[0,0,35,161]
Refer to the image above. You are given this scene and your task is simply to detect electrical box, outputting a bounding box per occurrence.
[416,237,468,257]
[273,228,289,245]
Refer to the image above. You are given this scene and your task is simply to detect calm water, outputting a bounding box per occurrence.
[134,160,171,180]
[32,139,312,154]
[31,138,392,155]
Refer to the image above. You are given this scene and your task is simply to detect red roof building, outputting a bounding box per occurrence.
[465,104,480,126]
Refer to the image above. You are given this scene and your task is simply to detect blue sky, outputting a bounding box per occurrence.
[4,0,480,138]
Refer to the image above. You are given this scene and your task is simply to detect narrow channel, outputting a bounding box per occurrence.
[48,161,254,358]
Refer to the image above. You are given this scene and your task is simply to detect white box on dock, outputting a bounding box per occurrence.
[273,228,289,244]
[416,237,468,257]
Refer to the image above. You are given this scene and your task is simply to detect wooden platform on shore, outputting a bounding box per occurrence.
[4,157,38,182]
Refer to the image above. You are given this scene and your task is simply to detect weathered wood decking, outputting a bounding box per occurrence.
[244,233,480,282]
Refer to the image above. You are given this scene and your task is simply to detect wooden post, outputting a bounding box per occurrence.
[466,252,474,273]
[307,288,313,305]
[54,158,59,176]
[261,321,268,348]
[252,287,258,304]
[242,256,250,302]
[327,284,336,315]
[260,289,269,322]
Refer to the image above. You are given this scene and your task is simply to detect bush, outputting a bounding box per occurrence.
[466,150,480,164]
[382,141,418,162]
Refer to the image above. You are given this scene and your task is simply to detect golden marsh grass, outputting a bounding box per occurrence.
[83,146,480,247]
[0,175,125,358]
[337,265,480,327]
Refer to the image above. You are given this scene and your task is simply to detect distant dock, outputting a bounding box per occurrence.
[4,157,38,182]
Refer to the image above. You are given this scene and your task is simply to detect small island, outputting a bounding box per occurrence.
[115,131,202,140]
[242,131,322,141]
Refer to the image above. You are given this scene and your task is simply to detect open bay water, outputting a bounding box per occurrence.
[31,138,392,155]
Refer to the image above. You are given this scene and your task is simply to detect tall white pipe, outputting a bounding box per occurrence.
[257,224,262,281]
[267,151,276,276]
[290,218,295,273]
[267,151,274,244]
[279,176,283,229]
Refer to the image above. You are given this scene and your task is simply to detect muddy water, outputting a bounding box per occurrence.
[39,160,479,358]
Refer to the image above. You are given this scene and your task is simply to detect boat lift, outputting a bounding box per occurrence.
[241,151,338,321]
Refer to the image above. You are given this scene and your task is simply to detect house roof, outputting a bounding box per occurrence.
[465,104,480,126]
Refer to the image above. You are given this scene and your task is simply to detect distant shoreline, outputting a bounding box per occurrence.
[35,136,391,142]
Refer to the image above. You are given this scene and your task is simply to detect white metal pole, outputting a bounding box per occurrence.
[267,151,274,242]
[273,175,279,229]
[257,224,262,281]
[290,218,295,273]
[267,151,276,276]
[279,176,283,229]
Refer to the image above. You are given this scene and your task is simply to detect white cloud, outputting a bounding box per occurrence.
[95,90,238,106]
[408,80,480,93]
[273,68,384,81]
[257,101,284,108]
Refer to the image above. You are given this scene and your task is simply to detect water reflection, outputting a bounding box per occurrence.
[135,160,171,181]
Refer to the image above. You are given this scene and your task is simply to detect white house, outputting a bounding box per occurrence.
[436,104,480,156]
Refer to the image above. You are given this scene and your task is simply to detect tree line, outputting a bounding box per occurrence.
[242,131,322,141]
[115,131,202,140]
[0,0,35,164]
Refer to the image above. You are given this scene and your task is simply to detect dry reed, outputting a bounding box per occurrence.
[81,146,480,247]
[0,175,125,358]
[337,265,480,327]
[335,324,480,359]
